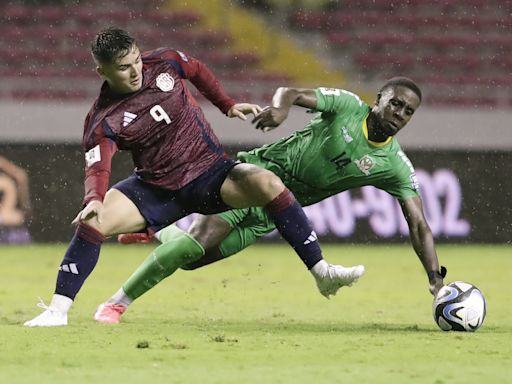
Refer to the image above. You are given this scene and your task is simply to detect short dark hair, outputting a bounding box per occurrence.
[379,76,422,101]
[91,27,136,64]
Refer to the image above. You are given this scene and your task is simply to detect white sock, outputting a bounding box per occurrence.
[310,259,330,278]
[50,294,73,313]
[107,288,133,307]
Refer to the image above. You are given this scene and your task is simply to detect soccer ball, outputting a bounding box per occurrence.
[432,281,486,332]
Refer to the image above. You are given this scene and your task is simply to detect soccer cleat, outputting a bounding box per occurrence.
[117,233,153,244]
[315,264,365,299]
[23,299,68,327]
[93,303,127,324]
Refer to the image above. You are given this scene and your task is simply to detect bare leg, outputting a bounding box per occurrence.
[187,214,232,249]
[82,189,146,236]
[220,163,324,270]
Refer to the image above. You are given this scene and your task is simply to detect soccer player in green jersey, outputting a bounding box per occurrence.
[95,77,446,324]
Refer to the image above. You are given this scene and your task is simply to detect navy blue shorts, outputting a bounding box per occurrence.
[112,157,238,234]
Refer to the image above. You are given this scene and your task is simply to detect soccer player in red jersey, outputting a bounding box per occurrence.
[24,28,364,327]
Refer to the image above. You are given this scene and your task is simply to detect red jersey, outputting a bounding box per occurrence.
[82,48,236,205]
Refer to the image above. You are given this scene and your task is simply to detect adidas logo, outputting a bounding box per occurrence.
[123,111,137,127]
[303,231,318,245]
[59,263,79,275]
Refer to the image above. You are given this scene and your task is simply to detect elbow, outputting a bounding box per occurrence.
[276,86,299,98]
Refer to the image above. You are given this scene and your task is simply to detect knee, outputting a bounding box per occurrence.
[188,216,231,250]
[81,219,111,237]
[224,164,286,206]
[249,169,285,197]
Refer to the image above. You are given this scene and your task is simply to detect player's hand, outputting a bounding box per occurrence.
[228,103,263,121]
[72,200,104,226]
[252,106,288,132]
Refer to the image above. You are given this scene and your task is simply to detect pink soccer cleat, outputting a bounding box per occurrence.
[117,233,153,244]
[93,303,127,324]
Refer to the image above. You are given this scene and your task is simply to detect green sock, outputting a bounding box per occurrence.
[123,226,205,300]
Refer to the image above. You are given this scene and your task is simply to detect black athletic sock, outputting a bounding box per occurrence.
[55,223,105,300]
[265,188,323,269]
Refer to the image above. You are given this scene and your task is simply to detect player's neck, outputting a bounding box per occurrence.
[366,113,390,143]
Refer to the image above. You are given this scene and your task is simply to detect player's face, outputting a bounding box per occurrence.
[372,86,421,137]
[96,45,143,94]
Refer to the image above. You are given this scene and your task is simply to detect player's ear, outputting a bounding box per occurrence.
[374,92,382,106]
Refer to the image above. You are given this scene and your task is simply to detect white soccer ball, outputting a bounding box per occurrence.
[432,281,486,332]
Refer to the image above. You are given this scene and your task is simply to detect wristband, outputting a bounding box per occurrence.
[428,266,447,280]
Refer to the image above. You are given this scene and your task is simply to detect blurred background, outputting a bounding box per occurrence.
[0,0,510,243]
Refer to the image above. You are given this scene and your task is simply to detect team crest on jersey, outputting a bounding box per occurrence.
[156,73,175,92]
[355,155,375,176]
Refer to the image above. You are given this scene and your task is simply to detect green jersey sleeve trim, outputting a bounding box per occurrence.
[315,88,328,111]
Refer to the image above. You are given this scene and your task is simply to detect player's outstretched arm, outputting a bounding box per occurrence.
[252,87,317,132]
[399,196,445,296]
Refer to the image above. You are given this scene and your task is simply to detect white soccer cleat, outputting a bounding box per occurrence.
[23,298,68,327]
[315,264,365,299]
[93,303,127,324]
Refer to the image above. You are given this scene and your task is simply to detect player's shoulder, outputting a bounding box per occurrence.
[142,47,190,63]
[83,96,111,136]
[390,145,416,173]
[84,100,100,125]
[316,87,369,113]
[83,103,101,134]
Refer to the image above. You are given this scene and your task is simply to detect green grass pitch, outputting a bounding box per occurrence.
[0,244,510,383]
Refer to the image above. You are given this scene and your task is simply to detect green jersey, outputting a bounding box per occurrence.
[238,87,419,206]
[216,88,420,258]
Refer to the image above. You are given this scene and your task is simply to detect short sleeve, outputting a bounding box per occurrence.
[384,151,421,201]
[315,87,365,114]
